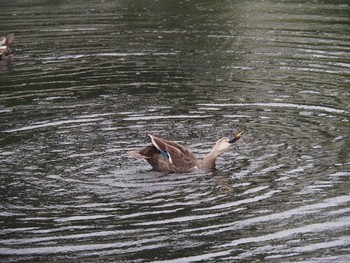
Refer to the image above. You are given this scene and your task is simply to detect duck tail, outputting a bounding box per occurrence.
[128,150,149,159]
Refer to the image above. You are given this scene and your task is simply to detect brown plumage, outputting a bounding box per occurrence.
[129,132,243,173]
[0,33,15,60]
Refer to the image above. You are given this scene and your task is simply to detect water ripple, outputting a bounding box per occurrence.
[198,102,348,114]
[1,0,349,262]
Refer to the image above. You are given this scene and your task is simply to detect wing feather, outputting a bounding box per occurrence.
[148,134,196,169]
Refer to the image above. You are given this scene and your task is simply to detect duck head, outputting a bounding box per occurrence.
[0,37,6,46]
[211,131,243,155]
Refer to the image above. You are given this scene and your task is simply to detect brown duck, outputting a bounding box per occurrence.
[129,131,243,173]
[0,33,15,60]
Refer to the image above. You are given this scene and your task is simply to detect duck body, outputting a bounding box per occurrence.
[129,132,243,173]
[129,134,197,173]
[0,33,15,60]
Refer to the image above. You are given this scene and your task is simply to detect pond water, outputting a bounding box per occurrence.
[1,0,350,262]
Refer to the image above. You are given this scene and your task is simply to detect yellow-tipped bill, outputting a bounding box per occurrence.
[229,131,243,143]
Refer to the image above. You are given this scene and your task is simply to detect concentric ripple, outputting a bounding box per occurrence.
[1,0,350,262]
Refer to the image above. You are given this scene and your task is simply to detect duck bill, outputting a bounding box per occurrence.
[229,131,243,143]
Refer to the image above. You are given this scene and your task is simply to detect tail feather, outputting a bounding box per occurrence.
[128,150,148,159]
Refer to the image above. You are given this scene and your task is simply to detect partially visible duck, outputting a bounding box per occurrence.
[129,131,243,173]
[0,33,15,60]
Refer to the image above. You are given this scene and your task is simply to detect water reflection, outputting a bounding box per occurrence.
[1,0,350,262]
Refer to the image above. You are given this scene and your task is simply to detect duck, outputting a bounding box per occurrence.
[129,131,243,173]
[0,33,15,60]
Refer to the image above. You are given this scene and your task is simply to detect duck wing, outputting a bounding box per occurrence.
[148,134,197,169]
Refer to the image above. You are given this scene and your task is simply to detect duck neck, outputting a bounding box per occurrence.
[198,149,223,169]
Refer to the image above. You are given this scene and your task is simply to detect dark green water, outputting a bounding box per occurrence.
[1,0,350,262]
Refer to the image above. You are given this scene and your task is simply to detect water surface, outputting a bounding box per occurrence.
[1,0,350,262]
